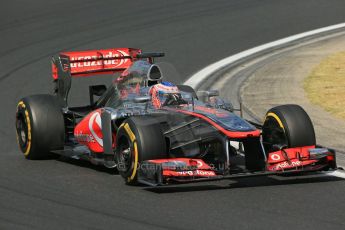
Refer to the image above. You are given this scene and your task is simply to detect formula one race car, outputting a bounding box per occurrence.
[15,48,337,186]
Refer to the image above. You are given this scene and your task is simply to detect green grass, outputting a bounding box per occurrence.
[304,51,345,120]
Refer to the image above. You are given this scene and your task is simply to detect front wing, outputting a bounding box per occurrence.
[137,147,337,186]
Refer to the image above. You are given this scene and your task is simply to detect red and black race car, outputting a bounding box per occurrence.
[15,48,337,186]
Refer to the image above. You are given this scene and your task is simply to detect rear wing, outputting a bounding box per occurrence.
[51,48,164,106]
[52,48,142,79]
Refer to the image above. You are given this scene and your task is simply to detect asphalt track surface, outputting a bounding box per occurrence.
[1,1,345,229]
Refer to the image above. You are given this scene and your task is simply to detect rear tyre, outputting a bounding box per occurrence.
[262,104,316,152]
[116,117,167,185]
[15,94,65,159]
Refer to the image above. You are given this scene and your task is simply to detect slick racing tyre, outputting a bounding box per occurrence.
[262,104,316,153]
[15,94,65,159]
[116,116,167,185]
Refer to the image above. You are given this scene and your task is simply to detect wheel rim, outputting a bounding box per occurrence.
[117,137,133,174]
[262,116,288,151]
[16,114,28,150]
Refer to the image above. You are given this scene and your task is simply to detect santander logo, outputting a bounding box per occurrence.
[70,50,129,68]
[88,111,103,147]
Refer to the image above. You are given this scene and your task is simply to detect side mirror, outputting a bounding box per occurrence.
[217,99,235,112]
[89,85,107,106]
[133,96,151,103]
[182,93,193,101]
[206,90,219,97]
[197,90,220,102]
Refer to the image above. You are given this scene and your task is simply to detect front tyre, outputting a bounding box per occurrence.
[15,94,65,159]
[262,104,316,152]
[116,117,167,185]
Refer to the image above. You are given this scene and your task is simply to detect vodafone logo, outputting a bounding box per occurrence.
[70,50,129,68]
[273,160,302,170]
[88,112,103,146]
[188,159,204,168]
[271,153,281,161]
[195,170,215,176]
[178,171,194,176]
[196,160,203,168]
[177,170,215,177]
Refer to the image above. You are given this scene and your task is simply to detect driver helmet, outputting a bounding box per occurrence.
[149,81,182,108]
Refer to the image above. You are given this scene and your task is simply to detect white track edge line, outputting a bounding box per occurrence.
[323,170,345,179]
[184,22,345,88]
[184,22,345,179]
